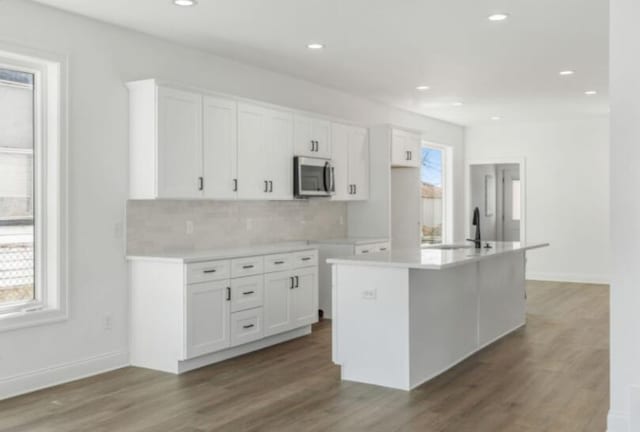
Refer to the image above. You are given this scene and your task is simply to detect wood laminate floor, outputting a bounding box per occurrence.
[0,281,609,432]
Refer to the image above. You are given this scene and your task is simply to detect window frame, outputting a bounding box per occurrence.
[0,43,68,331]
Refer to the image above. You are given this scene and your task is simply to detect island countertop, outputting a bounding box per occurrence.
[327,241,549,270]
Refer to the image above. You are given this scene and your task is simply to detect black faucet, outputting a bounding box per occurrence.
[466,207,482,249]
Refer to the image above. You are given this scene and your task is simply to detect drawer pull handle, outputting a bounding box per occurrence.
[203,269,217,274]
[380,248,387,251]
[274,261,285,265]
[242,290,255,295]
[243,324,255,329]
[361,250,369,254]
[242,265,255,269]
[301,257,312,261]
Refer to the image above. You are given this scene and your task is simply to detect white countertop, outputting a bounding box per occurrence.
[127,241,316,263]
[309,237,389,246]
[327,241,549,270]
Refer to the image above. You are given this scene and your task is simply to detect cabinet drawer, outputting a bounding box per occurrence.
[372,242,390,252]
[231,256,264,278]
[231,275,264,312]
[186,260,230,284]
[264,253,293,273]
[292,250,318,268]
[355,244,377,255]
[230,308,264,347]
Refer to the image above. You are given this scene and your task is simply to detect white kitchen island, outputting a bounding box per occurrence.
[328,241,548,391]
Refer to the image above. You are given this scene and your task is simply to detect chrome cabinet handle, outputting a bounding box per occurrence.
[226,286,231,301]
[274,260,285,265]
[269,180,273,192]
[301,257,311,261]
[242,290,255,295]
[242,264,254,269]
[290,276,295,289]
[203,269,217,274]
[361,250,369,254]
[295,276,299,288]
[243,324,255,329]
[198,177,204,191]
[233,179,238,192]
[264,180,269,192]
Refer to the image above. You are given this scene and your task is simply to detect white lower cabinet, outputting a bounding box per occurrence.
[129,248,318,374]
[184,280,231,360]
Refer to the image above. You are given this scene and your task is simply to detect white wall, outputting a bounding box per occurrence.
[0,0,464,399]
[609,1,640,430]
[466,118,610,284]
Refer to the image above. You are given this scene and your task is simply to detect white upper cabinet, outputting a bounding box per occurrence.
[294,114,331,158]
[237,103,294,200]
[331,124,370,201]
[348,126,370,200]
[128,79,365,201]
[151,86,204,199]
[391,129,421,168]
[330,123,350,200]
[203,96,238,199]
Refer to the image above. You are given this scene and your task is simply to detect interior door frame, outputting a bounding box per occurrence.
[465,157,526,244]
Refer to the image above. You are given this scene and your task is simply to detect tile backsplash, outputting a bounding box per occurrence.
[126,200,347,255]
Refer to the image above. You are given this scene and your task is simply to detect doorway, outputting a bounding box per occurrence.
[468,160,525,243]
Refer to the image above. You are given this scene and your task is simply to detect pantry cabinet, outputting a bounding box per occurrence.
[331,123,369,201]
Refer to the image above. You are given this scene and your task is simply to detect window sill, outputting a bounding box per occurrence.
[0,307,68,333]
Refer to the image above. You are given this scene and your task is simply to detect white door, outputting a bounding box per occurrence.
[203,96,237,199]
[184,280,231,359]
[501,167,521,241]
[264,271,293,336]
[157,87,203,198]
[265,108,294,200]
[348,126,369,200]
[330,123,350,201]
[237,103,268,199]
[291,267,318,328]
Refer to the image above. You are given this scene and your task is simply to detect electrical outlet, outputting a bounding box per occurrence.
[362,289,377,300]
[104,314,113,331]
[185,220,194,235]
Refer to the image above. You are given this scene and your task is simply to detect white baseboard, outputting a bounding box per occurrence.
[526,272,610,285]
[607,410,629,432]
[0,350,129,401]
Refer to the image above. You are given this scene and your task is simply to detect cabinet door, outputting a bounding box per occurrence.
[348,126,370,200]
[203,96,237,199]
[157,87,203,198]
[184,280,230,359]
[265,108,294,200]
[237,103,268,199]
[312,119,331,158]
[294,114,315,157]
[391,129,420,168]
[330,123,350,201]
[405,133,421,168]
[291,267,318,328]
[264,270,293,336]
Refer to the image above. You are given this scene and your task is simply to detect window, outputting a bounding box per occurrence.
[421,146,445,244]
[0,46,67,331]
[0,68,35,308]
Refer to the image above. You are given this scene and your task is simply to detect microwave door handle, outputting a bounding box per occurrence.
[330,166,335,192]
[323,161,330,192]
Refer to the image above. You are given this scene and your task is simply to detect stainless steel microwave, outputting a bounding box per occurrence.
[294,157,335,198]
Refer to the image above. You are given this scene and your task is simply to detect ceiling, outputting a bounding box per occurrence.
[34,0,609,126]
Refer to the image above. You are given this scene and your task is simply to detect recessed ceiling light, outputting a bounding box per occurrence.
[491,116,501,121]
[559,70,575,76]
[307,43,324,50]
[585,90,597,95]
[452,102,464,107]
[488,13,509,21]
[173,0,197,6]
[416,85,430,91]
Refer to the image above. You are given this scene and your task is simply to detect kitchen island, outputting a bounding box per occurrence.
[328,241,548,390]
